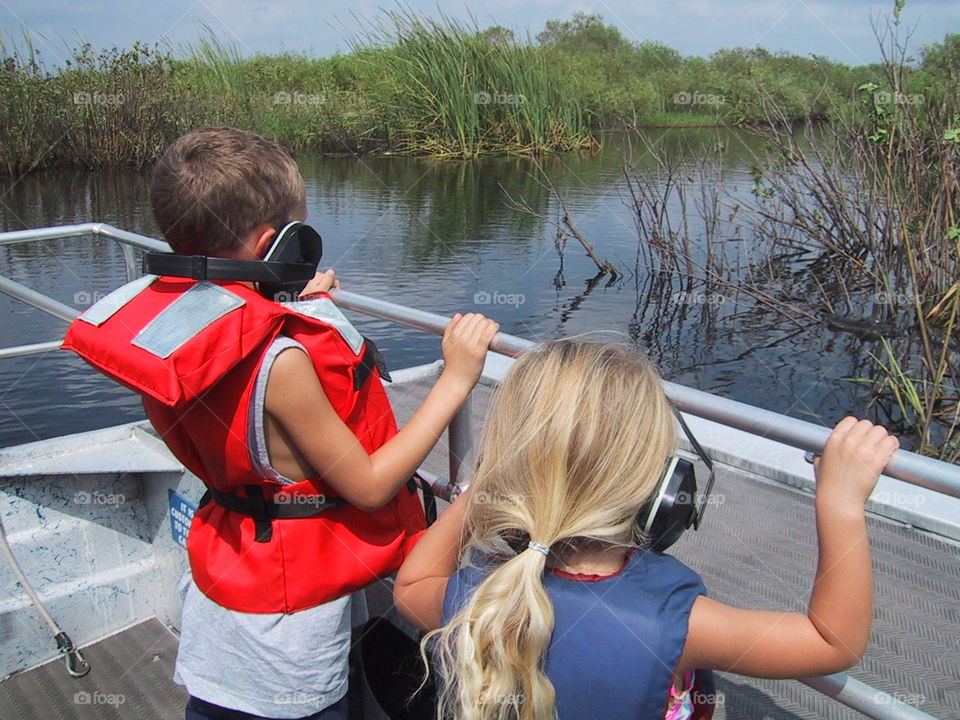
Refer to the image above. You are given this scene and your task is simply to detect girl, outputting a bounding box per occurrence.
[394,340,899,720]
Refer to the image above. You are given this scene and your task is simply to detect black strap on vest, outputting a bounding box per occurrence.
[198,485,349,543]
[197,472,432,544]
[408,473,437,526]
[144,252,315,284]
[354,337,392,391]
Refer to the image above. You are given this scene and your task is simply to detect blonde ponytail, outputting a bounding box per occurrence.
[429,546,555,720]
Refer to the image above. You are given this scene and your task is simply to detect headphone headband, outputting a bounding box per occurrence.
[672,407,716,531]
[143,253,316,284]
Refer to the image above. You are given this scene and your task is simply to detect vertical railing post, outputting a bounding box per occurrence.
[120,243,139,282]
[448,392,474,491]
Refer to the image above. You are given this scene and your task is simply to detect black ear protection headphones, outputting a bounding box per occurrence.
[636,407,716,552]
[144,222,323,301]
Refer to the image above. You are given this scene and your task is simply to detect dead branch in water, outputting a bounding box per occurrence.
[500,159,619,278]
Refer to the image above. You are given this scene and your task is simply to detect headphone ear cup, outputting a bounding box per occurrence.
[296,224,323,267]
[639,457,698,552]
[258,222,323,301]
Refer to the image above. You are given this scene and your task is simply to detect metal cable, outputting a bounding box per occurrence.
[0,515,89,677]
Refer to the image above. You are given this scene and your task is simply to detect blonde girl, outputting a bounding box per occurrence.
[394,340,899,720]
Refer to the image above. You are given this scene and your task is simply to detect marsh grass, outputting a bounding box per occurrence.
[0,33,191,174]
[3,10,935,172]
[0,14,597,169]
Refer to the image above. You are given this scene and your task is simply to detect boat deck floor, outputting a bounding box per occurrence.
[1,378,958,719]
[0,618,185,719]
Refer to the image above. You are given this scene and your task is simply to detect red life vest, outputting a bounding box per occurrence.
[63,275,426,613]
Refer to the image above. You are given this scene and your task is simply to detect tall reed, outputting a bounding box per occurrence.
[744,13,959,460]
[351,9,594,156]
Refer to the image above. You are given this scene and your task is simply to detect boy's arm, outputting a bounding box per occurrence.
[265,313,498,512]
[678,418,899,678]
[394,487,473,630]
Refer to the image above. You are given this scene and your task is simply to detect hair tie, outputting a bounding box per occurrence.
[527,541,550,556]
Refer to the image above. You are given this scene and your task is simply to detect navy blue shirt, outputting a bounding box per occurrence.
[442,548,710,720]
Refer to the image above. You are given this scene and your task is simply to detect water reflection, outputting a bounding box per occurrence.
[0,129,909,449]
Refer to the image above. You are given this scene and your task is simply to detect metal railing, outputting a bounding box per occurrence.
[330,288,960,500]
[2,223,958,499]
[0,222,955,720]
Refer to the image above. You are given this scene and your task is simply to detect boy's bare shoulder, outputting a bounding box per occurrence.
[265,347,322,413]
[271,344,312,372]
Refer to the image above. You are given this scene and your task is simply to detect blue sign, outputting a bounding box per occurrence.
[168,490,197,549]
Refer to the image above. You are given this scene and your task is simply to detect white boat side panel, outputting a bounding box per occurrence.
[0,456,204,678]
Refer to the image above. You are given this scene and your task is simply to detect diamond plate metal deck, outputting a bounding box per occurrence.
[0,618,186,720]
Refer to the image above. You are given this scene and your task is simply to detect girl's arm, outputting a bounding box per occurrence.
[394,486,473,629]
[678,417,899,678]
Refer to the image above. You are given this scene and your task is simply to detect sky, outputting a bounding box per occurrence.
[2,0,958,67]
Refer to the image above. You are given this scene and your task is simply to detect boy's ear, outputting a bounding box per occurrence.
[250,223,278,260]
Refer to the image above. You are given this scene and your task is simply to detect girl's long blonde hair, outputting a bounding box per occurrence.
[425,340,677,720]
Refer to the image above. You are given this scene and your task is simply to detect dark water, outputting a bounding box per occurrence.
[0,129,885,449]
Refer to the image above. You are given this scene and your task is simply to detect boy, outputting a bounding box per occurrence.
[63,126,498,719]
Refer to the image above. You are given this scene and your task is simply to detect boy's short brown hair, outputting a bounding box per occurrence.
[150,127,305,256]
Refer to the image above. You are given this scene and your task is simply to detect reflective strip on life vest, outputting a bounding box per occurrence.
[132,281,245,358]
[283,297,364,355]
[78,274,158,327]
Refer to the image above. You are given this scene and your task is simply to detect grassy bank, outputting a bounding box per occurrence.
[1,10,958,172]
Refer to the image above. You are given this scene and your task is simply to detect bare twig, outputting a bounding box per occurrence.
[500,159,619,277]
